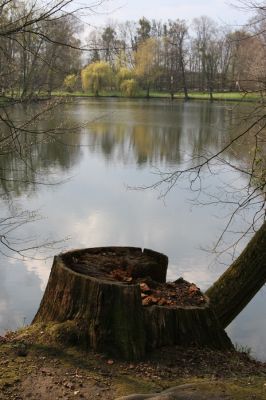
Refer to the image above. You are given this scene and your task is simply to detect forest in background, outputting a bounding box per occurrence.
[0,1,265,100]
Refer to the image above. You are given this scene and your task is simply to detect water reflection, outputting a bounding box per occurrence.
[0,261,43,330]
[0,102,83,197]
[0,99,264,361]
[83,100,233,166]
[0,99,251,194]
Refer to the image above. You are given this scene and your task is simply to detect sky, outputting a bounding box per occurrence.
[86,0,253,28]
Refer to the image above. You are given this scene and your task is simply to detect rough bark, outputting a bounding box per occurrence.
[34,248,151,360]
[33,246,232,360]
[206,221,266,328]
[143,304,232,351]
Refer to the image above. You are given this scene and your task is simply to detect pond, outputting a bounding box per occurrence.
[0,98,265,360]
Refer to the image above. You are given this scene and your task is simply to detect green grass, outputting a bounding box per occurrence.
[187,91,261,101]
[1,90,262,103]
[52,89,262,102]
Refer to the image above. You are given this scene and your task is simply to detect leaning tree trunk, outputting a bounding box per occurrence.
[33,246,232,360]
[206,221,266,329]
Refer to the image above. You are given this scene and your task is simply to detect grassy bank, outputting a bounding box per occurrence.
[1,91,262,104]
[0,323,265,400]
[52,90,262,102]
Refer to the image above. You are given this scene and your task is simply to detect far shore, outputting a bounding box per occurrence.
[0,90,262,104]
[52,90,261,103]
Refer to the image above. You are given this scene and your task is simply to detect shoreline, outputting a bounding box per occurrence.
[1,91,261,105]
[52,91,260,103]
[1,324,265,399]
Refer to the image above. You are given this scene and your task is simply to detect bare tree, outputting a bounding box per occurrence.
[0,0,106,258]
[166,19,189,100]
[142,2,266,327]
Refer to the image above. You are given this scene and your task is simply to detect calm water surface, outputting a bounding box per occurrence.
[0,99,265,360]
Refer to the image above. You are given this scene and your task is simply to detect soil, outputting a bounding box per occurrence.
[0,324,265,400]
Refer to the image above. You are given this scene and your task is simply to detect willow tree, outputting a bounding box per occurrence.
[81,61,113,96]
[134,37,161,97]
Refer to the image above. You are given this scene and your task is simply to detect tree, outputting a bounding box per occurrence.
[0,0,105,258]
[40,15,82,95]
[63,74,78,92]
[134,37,161,97]
[101,25,117,64]
[166,19,189,99]
[205,0,266,324]
[0,1,84,100]
[147,4,266,327]
[120,79,138,97]
[81,61,113,96]
[206,221,266,328]
[137,17,151,44]
[192,16,218,93]
[222,29,265,91]
[33,247,232,360]
[116,66,133,85]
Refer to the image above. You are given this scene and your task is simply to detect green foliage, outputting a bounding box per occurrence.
[117,67,133,83]
[81,61,113,96]
[63,74,78,92]
[116,67,134,91]
[120,79,138,97]
[137,17,151,43]
[134,38,162,95]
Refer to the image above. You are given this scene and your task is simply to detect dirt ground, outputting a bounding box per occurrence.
[1,324,266,400]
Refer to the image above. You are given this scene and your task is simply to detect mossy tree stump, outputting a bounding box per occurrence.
[33,246,232,360]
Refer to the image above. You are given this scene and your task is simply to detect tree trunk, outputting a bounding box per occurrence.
[180,56,189,100]
[206,221,266,328]
[146,85,150,98]
[33,246,232,360]
[209,86,213,102]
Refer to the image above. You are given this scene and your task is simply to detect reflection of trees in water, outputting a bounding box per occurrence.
[0,103,83,197]
[87,122,183,165]
[0,100,255,197]
[86,102,244,167]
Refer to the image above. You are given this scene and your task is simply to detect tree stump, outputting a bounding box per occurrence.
[33,246,232,360]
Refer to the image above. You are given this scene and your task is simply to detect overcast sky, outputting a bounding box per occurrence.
[87,0,252,28]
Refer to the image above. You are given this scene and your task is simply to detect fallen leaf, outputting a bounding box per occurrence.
[140,282,150,292]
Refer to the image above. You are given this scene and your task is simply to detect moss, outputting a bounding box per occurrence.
[1,325,266,400]
[114,375,159,397]
[195,378,266,400]
[0,369,20,388]
[46,320,87,346]
[114,378,266,399]
[0,348,29,389]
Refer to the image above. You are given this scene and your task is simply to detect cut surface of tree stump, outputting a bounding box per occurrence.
[33,246,232,360]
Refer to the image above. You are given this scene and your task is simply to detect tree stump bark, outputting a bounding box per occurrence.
[33,246,232,360]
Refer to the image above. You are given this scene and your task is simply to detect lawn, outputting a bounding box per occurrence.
[52,89,262,102]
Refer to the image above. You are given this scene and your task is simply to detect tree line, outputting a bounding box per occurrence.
[73,14,265,99]
[0,2,265,101]
[0,0,82,100]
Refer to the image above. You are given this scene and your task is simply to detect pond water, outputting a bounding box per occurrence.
[0,98,265,360]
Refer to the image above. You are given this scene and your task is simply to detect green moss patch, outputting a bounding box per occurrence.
[1,325,265,399]
[114,375,159,397]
